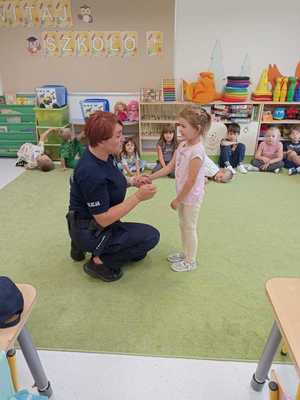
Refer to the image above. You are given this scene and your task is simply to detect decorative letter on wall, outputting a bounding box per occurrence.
[122,31,137,57]
[0,0,72,28]
[146,31,163,56]
[91,31,106,56]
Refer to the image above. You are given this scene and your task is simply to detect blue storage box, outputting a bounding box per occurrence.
[80,98,109,120]
[36,85,67,109]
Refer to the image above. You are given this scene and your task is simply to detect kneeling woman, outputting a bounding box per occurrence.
[67,111,160,282]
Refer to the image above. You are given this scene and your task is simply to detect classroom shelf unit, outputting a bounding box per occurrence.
[139,101,300,155]
[0,104,37,157]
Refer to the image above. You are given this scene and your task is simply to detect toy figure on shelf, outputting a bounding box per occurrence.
[286,107,299,120]
[273,107,285,120]
[287,77,297,102]
[267,64,283,90]
[182,72,221,104]
[127,100,139,122]
[295,62,300,78]
[114,102,128,122]
[279,77,288,102]
[273,77,283,102]
[251,69,272,101]
[294,80,300,102]
[262,111,273,122]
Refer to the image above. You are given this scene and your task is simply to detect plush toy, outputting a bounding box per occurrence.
[183,72,220,104]
[286,106,298,120]
[114,102,128,122]
[262,111,273,122]
[127,100,139,122]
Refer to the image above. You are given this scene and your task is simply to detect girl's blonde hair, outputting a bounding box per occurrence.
[266,126,281,139]
[179,107,212,136]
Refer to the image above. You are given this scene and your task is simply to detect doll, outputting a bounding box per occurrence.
[127,100,139,122]
[114,102,128,122]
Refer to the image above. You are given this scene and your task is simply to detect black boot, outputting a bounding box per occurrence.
[70,241,85,261]
[83,259,123,282]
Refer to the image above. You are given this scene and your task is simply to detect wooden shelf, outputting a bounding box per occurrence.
[262,120,300,124]
[141,136,160,140]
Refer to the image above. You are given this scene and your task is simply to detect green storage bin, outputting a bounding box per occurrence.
[35,106,69,127]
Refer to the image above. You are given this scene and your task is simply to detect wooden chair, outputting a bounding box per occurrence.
[251,277,300,399]
[0,284,53,398]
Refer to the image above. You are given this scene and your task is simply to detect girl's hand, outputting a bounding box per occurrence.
[132,175,151,187]
[170,198,180,210]
[261,160,270,170]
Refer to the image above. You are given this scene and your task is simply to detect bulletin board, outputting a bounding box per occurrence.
[0,0,174,92]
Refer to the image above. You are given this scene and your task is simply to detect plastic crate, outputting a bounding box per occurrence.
[80,99,109,120]
[35,106,69,127]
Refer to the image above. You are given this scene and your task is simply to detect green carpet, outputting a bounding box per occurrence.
[0,169,299,361]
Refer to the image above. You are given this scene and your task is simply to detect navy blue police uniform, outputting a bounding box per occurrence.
[67,148,160,273]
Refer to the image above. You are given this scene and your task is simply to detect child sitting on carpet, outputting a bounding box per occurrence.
[119,138,145,176]
[248,126,284,173]
[283,126,300,175]
[15,127,55,172]
[204,155,233,183]
[149,107,211,272]
[59,128,85,170]
[219,123,247,174]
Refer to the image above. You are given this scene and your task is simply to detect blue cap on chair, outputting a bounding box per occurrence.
[0,277,24,328]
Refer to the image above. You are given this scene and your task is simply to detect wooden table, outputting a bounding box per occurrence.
[251,277,300,392]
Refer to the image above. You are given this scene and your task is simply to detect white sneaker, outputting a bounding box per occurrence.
[225,165,236,175]
[247,165,259,172]
[167,252,185,263]
[274,168,280,174]
[237,164,248,174]
[170,260,198,272]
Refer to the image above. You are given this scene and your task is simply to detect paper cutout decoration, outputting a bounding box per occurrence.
[122,31,137,57]
[107,32,122,57]
[90,31,106,56]
[0,0,72,28]
[208,40,225,93]
[42,31,60,56]
[146,31,163,56]
[60,31,76,56]
[77,4,93,23]
[26,36,41,55]
[75,31,91,56]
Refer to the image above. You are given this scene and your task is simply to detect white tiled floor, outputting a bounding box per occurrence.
[0,158,24,189]
[1,158,297,400]
[16,350,297,400]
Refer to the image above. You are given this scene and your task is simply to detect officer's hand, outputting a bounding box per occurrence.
[132,175,151,187]
[135,184,156,201]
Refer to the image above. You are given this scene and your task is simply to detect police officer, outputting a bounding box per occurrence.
[67,111,160,282]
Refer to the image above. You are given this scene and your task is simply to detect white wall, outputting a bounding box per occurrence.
[175,0,300,89]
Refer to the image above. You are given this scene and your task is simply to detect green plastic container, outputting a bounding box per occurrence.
[35,106,69,127]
